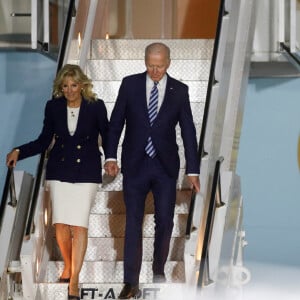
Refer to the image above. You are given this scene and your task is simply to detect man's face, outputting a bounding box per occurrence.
[145,52,170,82]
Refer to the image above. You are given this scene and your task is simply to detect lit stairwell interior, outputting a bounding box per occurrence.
[34,39,213,299]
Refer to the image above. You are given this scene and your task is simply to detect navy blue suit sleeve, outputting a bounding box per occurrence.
[17,100,54,160]
[96,99,109,157]
[179,86,200,174]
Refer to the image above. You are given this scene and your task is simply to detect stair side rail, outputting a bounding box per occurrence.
[185,0,226,239]
[0,166,15,233]
[197,156,225,287]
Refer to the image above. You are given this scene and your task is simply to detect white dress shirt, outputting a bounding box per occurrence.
[146,74,167,112]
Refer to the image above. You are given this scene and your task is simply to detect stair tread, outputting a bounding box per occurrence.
[44,261,185,284]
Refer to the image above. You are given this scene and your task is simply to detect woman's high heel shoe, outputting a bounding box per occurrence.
[68,285,80,299]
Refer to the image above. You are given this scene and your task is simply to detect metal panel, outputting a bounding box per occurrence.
[0,171,33,276]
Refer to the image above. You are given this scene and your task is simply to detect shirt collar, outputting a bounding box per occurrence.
[146,74,167,86]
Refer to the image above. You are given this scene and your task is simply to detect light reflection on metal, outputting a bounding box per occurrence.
[78,32,82,49]
[36,259,39,278]
[44,208,48,227]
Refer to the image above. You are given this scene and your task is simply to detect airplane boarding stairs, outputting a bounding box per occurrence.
[0,0,256,298]
[36,39,214,299]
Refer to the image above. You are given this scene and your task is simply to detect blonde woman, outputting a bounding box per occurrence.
[6,64,108,299]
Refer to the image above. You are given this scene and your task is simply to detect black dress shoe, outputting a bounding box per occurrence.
[118,283,141,299]
[153,273,166,283]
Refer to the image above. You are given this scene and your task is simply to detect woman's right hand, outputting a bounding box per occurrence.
[6,149,20,168]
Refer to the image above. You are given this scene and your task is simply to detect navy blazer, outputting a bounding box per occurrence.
[106,72,200,178]
[17,97,108,183]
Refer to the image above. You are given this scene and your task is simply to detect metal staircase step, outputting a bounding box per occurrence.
[87,213,188,238]
[44,261,185,284]
[51,237,185,262]
[91,190,192,214]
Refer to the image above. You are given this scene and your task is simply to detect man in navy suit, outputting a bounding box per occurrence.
[105,42,200,299]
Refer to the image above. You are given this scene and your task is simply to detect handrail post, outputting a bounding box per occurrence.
[24,152,46,237]
[43,0,50,51]
[8,169,17,208]
[185,188,196,239]
[31,0,38,49]
[216,157,225,208]
[0,167,14,233]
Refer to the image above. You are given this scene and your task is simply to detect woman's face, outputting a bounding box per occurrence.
[62,76,83,106]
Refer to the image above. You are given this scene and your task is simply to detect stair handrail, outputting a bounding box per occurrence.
[24,0,76,237]
[280,42,300,68]
[197,156,225,287]
[0,165,17,233]
[185,0,226,239]
[198,0,225,164]
[7,166,17,208]
[56,0,76,73]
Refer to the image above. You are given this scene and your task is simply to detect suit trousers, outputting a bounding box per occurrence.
[122,155,177,285]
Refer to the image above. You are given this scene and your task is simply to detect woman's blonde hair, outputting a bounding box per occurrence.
[52,64,97,101]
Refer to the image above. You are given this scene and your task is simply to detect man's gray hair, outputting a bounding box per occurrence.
[145,43,170,60]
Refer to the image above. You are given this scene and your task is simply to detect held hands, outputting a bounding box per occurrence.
[104,161,119,177]
[187,175,200,193]
[6,149,20,168]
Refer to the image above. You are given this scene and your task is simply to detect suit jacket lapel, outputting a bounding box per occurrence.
[138,72,150,125]
[57,98,70,136]
[73,98,87,137]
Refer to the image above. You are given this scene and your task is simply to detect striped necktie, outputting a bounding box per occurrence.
[145,81,158,158]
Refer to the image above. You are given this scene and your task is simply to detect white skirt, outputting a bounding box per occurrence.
[47,180,98,228]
